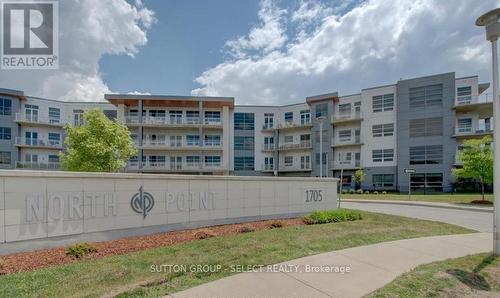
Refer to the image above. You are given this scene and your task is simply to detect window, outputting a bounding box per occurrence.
[205,135,221,146]
[264,113,274,129]
[25,104,39,122]
[300,134,310,143]
[300,110,310,124]
[338,103,351,115]
[234,136,254,150]
[315,153,327,165]
[300,155,310,169]
[186,156,200,165]
[205,156,221,165]
[186,111,200,124]
[411,173,443,192]
[409,84,443,109]
[457,118,472,133]
[205,111,221,124]
[410,145,443,164]
[264,157,274,170]
[25,131,38,146]
[169,110,182,124]
[48,133,60,145]
[284,135,294,143]
[457,86,472,105]
[315,103,328,118]
[372,94,394,112]
[338,130,352,141]
[186,135,200,146]
[372,123,394,137]
[234,113,254,130]
[170,156,182,170]
[0,152,11,165]
[169,135,182,147]
[48,155,59,163]
[284,156,293,167]
[372,174,394,188]
[0,98,12,115]
[0,127,11,140]
[73,109,84,126]
[234,157,253,170]
[103,110,117,120]
[410,117,443,138]
[48,107,60,124]
[25,153,38,163]
[284,112,293,123]
[372,149,394,162]
[341,175,352,187]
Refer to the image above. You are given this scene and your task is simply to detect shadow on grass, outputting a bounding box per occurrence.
[445,254,497,291]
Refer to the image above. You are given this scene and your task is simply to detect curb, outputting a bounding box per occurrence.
[340,199,494,213]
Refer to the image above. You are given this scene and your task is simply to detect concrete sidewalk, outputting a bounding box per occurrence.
[340,198,493,213]
[167,233,492,298]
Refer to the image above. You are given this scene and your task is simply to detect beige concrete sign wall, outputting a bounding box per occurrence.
[0,170,337,250]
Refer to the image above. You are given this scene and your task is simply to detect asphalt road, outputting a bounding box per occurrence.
[341,201,493,232]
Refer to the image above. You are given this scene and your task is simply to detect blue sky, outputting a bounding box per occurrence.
[1,0,499,104]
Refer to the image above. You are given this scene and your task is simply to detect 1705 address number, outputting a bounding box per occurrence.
[305,190,323,202]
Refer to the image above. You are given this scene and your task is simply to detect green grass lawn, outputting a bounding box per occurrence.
[368,253,499,297]
[341,193,493,205]
[0,211,474,298]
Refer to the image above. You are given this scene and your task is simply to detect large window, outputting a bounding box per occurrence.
[300,110,310,124]
[234,157,254,170]
[372,149,394,162]
[48,107,60,124]
[0,98,12,116]
[372,123,394,137]
[338,130,352,141]
[315,103,328,118]
[457,118,472,133]
[0,127,11,140]
[338,103,351,116]
[205,111,221,124]
[234,136,254,150]
[264,113,274,129]
[205,135,221,146]
[284,112,293,123]
[234,113,254,130]
[372,174,394,188]
[409,84,443,109]
[372,94,394,112]
[104,110,117,120]
[186,156,201,165]
[73,109,84,126]
[186,135,200,146]
[411,173,443,192]
[0,152,11,165]
[300,156,310,169]
[205,156,221,166]
[409,117,443,138]
[186,111,200,123]
[48,133,60,145]
[284,156,293,167]
[409,145,443,164]
[457,86,472,105]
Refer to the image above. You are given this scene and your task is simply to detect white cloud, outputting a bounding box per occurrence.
[0,0,155,101]
[192,0,500,105]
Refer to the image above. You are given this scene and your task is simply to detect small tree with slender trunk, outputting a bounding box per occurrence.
[452,136,493,201]
[354,168,365,190]
[60,109,137,172]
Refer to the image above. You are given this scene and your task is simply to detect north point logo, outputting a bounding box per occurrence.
[130,186,155,218]
[1,1,59,69]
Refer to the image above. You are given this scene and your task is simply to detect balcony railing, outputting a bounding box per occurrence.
[125,116,222,126]
[15,113,64,126]
[454,126,493,136]
[262,143,277,151]
[16,161,61,170]
[278,140,312,150]
[331,135,362,147]
[135,138,222,149]
[330,159,361,169]
[127,160,224,171]
[14,137,63,149]
[331,111,363,123]
[261,163,274,171]
[279,164,312,172]
[277,120,312,130]
[262,123,275,130]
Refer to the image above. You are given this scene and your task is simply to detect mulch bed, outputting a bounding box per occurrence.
[0,218,305,275]
[470,200,494,205]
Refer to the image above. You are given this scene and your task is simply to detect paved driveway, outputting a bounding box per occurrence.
[341,201,493,232]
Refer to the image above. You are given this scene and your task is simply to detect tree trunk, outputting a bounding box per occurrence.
[480,176,485,201]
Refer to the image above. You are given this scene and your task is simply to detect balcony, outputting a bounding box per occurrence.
[16,161,61,170]
[331,136,363,147]
[278,140,312,151]
[278,164,312,172]
[454,93,493,113]
[261,143,277,152]
[14,113,65,127]
[262,120,312,131]
[135,138,223,151]
[331,111,363,124]
[453,126,493,138]
[262,123,276,131]
[126,160,225,172]
[14,137,63,149]
[330,159,361,170]
[125,116,222,128]
[261,163,275,172]
[454,153,463,166]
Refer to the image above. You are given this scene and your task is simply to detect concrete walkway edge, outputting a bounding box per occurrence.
[340,199,493,213]
[168,232,492,298]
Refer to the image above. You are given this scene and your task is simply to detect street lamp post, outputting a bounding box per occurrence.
[476,8,500,255]
[318,116,326,178]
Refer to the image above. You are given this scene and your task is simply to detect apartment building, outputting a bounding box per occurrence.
[0,72,492,192]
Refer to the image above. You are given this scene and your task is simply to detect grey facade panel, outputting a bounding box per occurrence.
[309,100,334,177]
[0,94,19,169]
[396,73,456,192]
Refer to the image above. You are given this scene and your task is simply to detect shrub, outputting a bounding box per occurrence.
[349,189,355,194]
[194,231,215,240]
[356,189,363,194]
[238,226,255,233]
[382,191,387,194]
[364,190,370,194]
[66,243,97,259]
[341,189,348,194]
[269,221,283,229]
[373,191,379,195]
[303,209,363,225]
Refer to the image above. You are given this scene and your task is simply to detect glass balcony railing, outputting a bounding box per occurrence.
[16,161,61,170]
[125,116,221,126]
[14,137,63,149]
[15,113,64,126]
[330,159,361,169]
[127,160,224,171]
[331,111,363,122]
[331,135,362,146]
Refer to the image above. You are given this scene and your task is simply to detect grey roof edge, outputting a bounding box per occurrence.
[0,88,24,97]
[361,83,397,91]
[305,91,339,103]
[25,96,111,105]
[397,71,456,83]
[104,94,235,102]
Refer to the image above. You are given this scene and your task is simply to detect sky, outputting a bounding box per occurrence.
[1,0,499,105]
